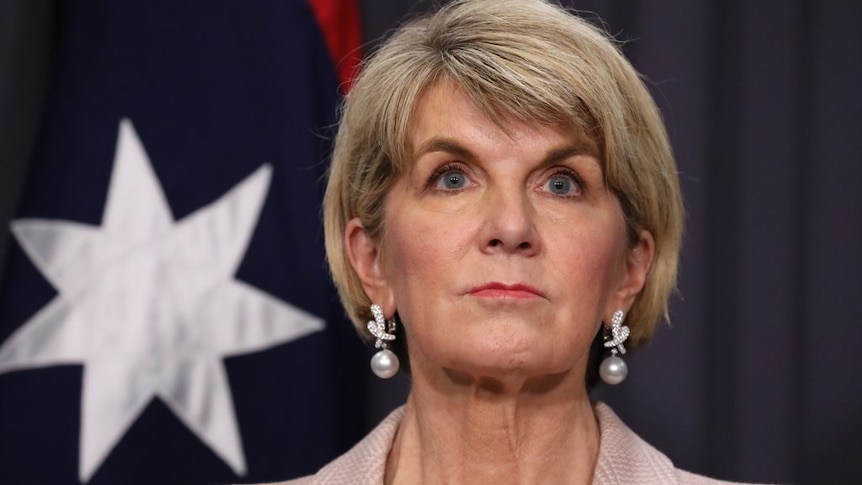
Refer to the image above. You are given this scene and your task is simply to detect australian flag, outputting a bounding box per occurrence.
[0,1,367,484]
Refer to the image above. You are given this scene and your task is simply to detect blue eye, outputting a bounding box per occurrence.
[435,168,469,190]
[544,172,581,196]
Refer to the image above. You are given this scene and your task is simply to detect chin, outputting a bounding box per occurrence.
[444,349,570,380]
[408,322,589,383]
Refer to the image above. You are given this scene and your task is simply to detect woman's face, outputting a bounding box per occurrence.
[347,80,653,382]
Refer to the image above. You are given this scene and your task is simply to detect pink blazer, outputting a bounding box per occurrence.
[270,402,768,485]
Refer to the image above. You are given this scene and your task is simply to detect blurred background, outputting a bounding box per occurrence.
[1,0,860,484]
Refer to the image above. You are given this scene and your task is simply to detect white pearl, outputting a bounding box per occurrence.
[599,355,628,385]
[370,349,400,379]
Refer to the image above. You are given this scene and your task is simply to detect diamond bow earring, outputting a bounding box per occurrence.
[367,304,399,379]
[599,310,629,385]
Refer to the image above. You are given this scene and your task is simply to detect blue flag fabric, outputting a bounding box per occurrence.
[0,1,366,484]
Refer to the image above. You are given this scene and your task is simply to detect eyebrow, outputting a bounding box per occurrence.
[414,138,476,163]
[413,137,600,168]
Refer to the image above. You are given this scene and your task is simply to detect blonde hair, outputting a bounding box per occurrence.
[324,0,683,349]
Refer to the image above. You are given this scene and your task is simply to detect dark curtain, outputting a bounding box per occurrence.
[3,0,861,484]
[0,0,55,281]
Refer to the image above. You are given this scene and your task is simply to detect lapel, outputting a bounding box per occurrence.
[592,402,679,484]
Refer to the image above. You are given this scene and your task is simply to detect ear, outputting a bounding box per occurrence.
[344,217,396,316]
[608,229,655,317]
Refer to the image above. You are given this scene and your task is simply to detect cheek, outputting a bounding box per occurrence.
[378,208,478,341]
[382,208,473,279]
[581,237,623,284]
[549,219,627,301]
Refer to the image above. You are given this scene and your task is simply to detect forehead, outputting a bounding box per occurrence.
[407,79,599,162]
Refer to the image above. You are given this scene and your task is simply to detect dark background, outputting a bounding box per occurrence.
[2,0,861,483]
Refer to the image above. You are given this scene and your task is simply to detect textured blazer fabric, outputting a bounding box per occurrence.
[266,403,769,485]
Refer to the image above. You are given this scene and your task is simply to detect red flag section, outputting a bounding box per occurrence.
[307,0,364,92]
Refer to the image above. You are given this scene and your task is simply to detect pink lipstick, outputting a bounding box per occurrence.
[467,282,543,299]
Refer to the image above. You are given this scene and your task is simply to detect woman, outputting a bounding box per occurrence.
[283,0,758,483]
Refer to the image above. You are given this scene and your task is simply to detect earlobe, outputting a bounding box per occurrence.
[344,217,395,313]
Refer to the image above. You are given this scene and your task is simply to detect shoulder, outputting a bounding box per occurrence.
[592,402,774,485]
[270,406,405,485]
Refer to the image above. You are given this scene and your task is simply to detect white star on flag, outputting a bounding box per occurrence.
[0,119,325,483]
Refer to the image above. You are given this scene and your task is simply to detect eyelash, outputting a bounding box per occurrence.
[424,163,587,196]
[425,163,468,191]
[544,167,586,197]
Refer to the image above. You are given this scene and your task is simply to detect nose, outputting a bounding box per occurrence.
[479,187,540,256]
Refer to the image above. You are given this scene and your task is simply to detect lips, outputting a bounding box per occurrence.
[467,282,544,299]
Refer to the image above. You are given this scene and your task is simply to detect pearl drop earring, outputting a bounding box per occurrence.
[367,304,400,379]
[599,310,630,385]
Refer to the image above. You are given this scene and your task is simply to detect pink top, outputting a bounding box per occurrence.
[267,402,768,485]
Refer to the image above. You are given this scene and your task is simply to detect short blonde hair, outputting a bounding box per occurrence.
[324,0,683,350]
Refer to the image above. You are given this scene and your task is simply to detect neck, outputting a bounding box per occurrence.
[385,362,600,485]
